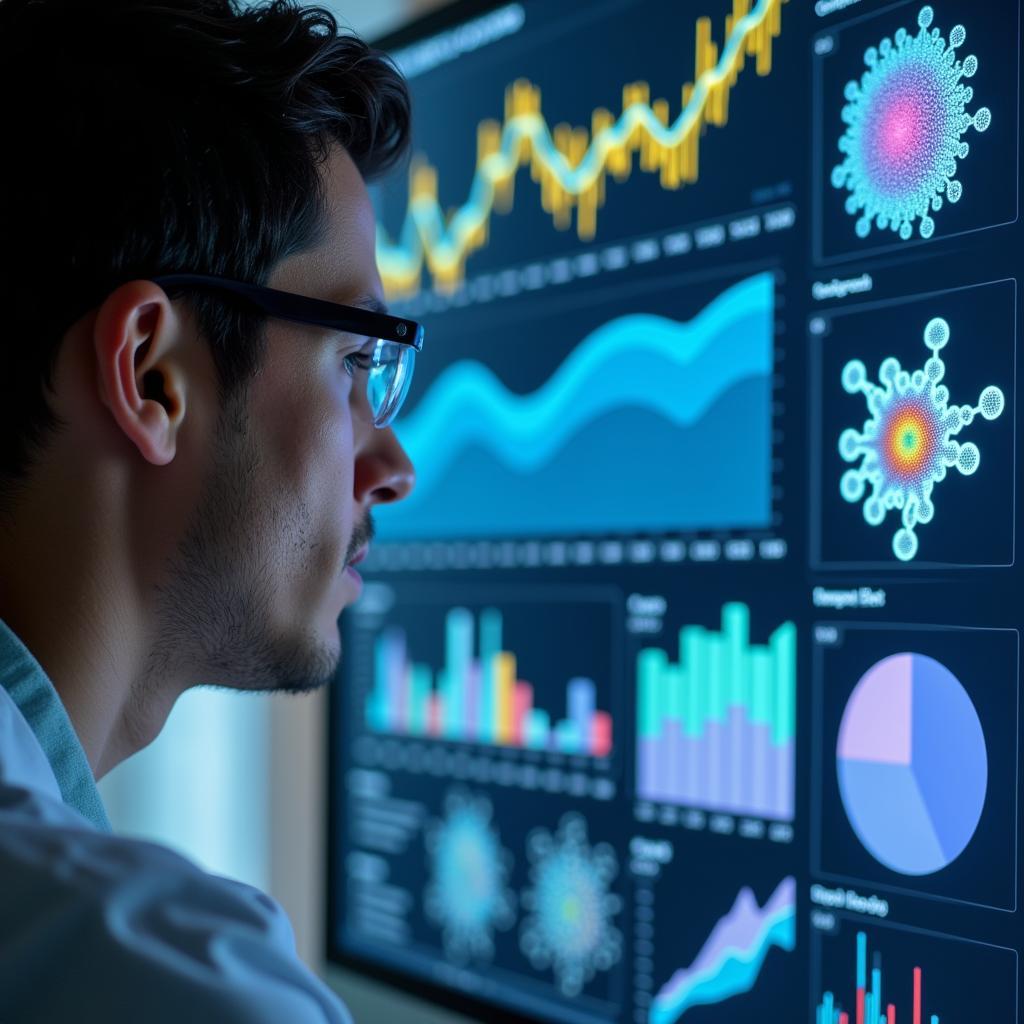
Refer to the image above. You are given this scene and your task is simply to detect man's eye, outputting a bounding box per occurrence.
[342,351,374,376]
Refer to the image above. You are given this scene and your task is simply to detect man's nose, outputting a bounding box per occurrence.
[353,426,415,506]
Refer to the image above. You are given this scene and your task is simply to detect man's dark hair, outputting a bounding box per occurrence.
[0,0,410,516]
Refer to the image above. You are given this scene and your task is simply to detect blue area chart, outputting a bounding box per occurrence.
[376,272,775,539]
[650,876,796,1023]
[837,652,988,876]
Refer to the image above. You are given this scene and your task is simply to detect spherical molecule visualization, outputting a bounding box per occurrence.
[838,316,1004,561]
[831,5,991,242]
[424,789,516,962]
[519,812,622,997]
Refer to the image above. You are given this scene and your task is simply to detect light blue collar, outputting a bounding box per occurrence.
[0,617,112,832]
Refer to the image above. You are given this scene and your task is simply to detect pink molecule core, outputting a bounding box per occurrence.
[862,67,944,193]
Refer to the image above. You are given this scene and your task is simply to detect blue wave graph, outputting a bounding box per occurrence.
[378,272,775,539]
[649,876,796,1023]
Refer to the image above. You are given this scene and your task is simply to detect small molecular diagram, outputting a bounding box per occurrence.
[831,5,991,242]
[424,789,516,961]
[519,813,622,996]
[838,315,1004,562]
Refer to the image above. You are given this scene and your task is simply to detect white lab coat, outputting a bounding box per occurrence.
[0,617,352,1023]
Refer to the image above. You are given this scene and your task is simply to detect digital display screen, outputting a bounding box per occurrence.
[326,1,1023,1021]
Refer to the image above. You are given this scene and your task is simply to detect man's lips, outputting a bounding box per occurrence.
[347,546,369,568]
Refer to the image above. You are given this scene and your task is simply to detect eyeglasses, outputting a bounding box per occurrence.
[151,273,423,429]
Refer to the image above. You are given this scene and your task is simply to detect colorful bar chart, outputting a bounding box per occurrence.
[365,607,613,757]
[636,603,796,820]
[816,931,940,1024]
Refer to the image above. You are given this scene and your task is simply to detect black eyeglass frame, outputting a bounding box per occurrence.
[151,273,424,351]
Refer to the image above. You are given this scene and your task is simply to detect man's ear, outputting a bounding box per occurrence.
[93,280,188,468]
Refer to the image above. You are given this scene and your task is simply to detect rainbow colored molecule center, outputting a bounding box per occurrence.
[881,400,938,481]
[838,316,1005,561]
[831,5,991,241]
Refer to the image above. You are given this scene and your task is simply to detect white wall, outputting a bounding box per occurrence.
[98,687,271,892]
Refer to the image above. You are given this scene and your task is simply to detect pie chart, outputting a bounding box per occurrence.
[836,652,988,876]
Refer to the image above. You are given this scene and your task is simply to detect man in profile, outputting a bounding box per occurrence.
[0,1,420,1019]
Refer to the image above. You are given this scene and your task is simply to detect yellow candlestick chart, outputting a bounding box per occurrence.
[377,0,788,298]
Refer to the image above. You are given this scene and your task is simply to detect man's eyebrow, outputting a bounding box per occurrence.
[347,292,390,317]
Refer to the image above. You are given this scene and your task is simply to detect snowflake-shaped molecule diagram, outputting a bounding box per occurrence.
[838,315,1004,562]
[424,790,515,962]
[831,5,991,242]
[519,813,622,997]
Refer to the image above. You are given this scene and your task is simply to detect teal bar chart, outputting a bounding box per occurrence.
[636,603,796,820]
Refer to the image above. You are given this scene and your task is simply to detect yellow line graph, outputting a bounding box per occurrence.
[377,0,787,297]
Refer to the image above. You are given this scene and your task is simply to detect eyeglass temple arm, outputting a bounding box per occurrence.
[152,273,423,350]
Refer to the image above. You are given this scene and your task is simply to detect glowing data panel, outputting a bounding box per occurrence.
[813,917,1018,1024]
[367,608,613,757]
[376,271,775,542]
[649,876,795,1023]
[630,834,799,1024]
[838,316,1005,562]
[636,603,796,821]
[350,583,621,776]
[343,772,627,1024]
[814,623,1018,912]
[814,0,1019,263]
[831,5,991,244]
[811,279,1015,568]
[377,0,787,297]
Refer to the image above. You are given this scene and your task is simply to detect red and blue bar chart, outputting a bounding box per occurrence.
[818,931,939,1024]
[813,918,1017,1024]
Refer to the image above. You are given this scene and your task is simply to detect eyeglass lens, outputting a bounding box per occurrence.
[368,340,416,429]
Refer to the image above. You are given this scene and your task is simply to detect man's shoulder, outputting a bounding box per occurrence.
[0,783,350,1024]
